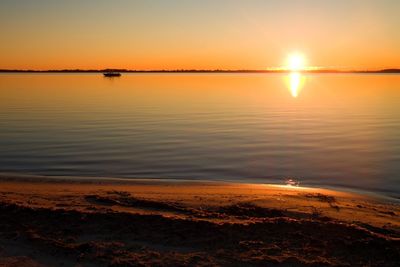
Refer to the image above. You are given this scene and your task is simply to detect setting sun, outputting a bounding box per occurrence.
[287,53,306,71]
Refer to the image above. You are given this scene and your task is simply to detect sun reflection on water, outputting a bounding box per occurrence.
[287,72,305,98]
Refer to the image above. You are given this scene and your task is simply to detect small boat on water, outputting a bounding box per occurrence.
[103,72,121,77]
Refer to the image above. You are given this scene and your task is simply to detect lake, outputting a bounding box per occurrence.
[0,73,399,197]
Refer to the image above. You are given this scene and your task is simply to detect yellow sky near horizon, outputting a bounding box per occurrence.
[0,0,399,70]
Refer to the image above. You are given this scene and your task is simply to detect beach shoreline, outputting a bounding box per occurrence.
[0,174,399,266]
[1,172,398,202]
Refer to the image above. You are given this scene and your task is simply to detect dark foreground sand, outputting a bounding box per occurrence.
[0,174,399,266]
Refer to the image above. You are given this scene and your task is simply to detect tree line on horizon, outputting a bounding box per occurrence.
[0,68,399,73]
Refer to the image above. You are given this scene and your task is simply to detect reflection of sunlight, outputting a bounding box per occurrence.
[287,72,305,98]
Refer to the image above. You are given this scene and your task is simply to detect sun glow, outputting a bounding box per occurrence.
[287,53,306,71]
[284,53,307,97]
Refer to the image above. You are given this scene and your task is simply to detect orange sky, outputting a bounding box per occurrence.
[0,0,399,70]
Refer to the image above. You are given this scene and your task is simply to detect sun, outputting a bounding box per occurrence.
[287,53,306,71]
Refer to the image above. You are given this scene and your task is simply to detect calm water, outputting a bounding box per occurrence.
[0,73,399,197]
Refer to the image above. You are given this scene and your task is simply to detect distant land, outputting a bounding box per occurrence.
[0,68,400,73]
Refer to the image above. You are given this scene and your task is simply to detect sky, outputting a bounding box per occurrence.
[0,0,399,70]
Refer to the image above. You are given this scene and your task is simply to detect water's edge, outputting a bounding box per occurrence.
[1,172,398,203]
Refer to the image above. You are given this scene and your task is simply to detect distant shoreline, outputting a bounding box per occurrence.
[1,68,400,74]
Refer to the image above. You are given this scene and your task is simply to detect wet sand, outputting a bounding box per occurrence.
[0,174,399,266]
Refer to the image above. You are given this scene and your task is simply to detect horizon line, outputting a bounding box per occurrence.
[1,68,400,74]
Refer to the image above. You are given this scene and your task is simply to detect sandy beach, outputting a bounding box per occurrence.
[0,174,399,266]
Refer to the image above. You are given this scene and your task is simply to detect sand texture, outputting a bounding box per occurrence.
[0,175,399,266]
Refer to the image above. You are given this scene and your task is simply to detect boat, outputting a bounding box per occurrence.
[103,72,121,77]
